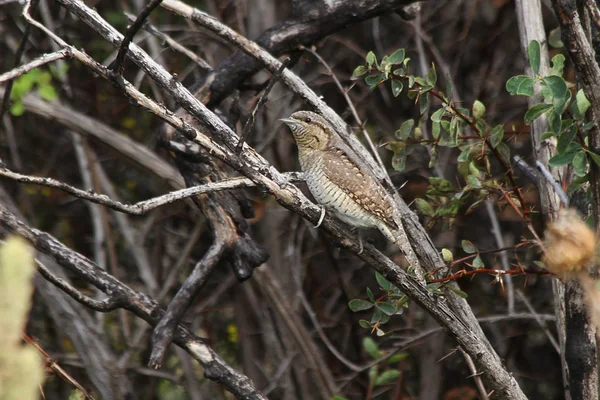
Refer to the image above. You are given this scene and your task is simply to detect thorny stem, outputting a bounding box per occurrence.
[429,267,553,284]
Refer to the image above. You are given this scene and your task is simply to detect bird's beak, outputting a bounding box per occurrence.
[279,118,297,126]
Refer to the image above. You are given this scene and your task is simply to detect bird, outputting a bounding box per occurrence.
[280,110,401,246]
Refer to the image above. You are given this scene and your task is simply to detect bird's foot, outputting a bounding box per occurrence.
[357,232,364,254]
[314,206,326,228]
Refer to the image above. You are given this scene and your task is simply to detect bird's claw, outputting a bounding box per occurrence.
[314,206,326,228]
[357,234,364,254]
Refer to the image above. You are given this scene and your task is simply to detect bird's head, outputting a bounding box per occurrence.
[280,111,331,150]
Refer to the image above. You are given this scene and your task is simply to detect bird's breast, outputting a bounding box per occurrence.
[300,153,377,229]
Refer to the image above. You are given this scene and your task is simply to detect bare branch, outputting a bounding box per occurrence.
[35,259,124,312]
[111,0,163,75]
[0,166,303,215]
[0,203,268,400]
[124,11,212,71]
[0,49,70,83]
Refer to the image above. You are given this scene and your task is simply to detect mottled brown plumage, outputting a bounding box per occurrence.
[281,110,400,244]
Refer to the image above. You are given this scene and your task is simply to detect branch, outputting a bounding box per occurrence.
[110,0,163,75]
[0,166,303,215]
[0,49,70,83]
[0,203,268,400]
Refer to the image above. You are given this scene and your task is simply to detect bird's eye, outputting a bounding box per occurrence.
[305,117,312,123]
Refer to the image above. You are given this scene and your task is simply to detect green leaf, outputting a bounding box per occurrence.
[388,49,405,65]
[396,296,409,308]
[544,76,569,112]
[396,119,414,140]
[540,132,555,141]
[557,125,577,154]
[472,100,486,120]
[554,89,571,116]
[528,40,541,75]
[363,337,381,359]
[393,68,405,76]
[69,390,86,400]
[548,27,564,49]
[573,151,587,177]
[549,152,577,167]
[581,121,596,131]
[450,286,469,298]
[375,272,393,291]
[489,125,504,148]
[432,121,441,139]
[391,79,403,97]
[549,53,565,76]
[331,396,350,400]
[442,248,454,263]
[430,107,446,123]
[367,287,375,302]
[420,92,429,114]
[38,71,52,85]
[506,75,535,96]
[436,199,461,217]
[352,65,368,79]
[429,177,455,193]
[426,63,437,86]
[572,89,591,119]
[365,73,384,88]
[376,302,397,316]
[567,174,589,195]
[467,175,482,189]
[549,110,562,134]
[587,150,600,167]
[472,255,484,269]
[366,51,376,67]
[358,320,371,329]
[372,307,390,325]
[387,353,409,364]
[429,145,439,168]
[496,142,511,163]
[524,103,552,125]
[374,369,401,386]
[9,102,25,116]
[391,152,407,171]
[368,366,378,383]
[38,84,58,101]
[415,198,435,217]
[349,299,373,312]
[462,240,478,254]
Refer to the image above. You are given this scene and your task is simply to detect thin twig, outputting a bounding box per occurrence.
[512,155,539,182]
[23,333,96,400]
[149,241,226,367]
[0,49,70,83]
[516,290,560,352]
[236,57,289,153]
[111,0,163,75]
[35,259,124,312]
[458,347,490,400]
[485,200,515,314]
[123,12,212,71]
[535,160,569,207]
[0,166,303,215]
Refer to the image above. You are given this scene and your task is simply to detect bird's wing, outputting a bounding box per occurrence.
[321,146,396,228]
